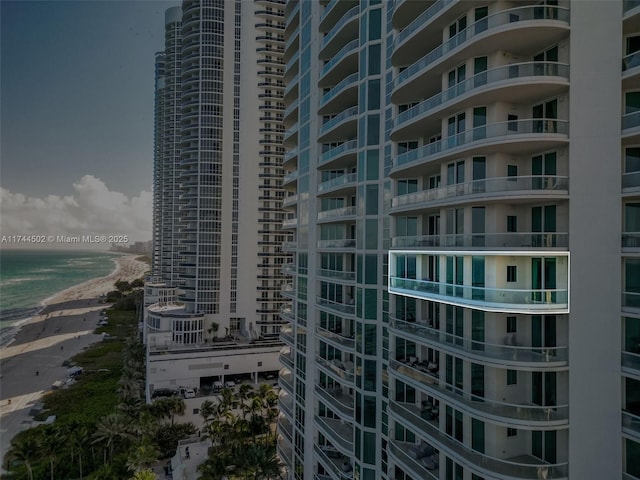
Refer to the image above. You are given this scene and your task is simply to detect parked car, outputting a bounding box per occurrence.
[183,388,196,399]
[224,380,235,388]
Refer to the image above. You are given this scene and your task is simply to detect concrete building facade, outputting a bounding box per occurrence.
[278,1,639,479]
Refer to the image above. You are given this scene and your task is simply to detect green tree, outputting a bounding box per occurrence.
[92,413,132,463]
[9,434,40,480]
[69,425,91,480]
[126,440,159,473]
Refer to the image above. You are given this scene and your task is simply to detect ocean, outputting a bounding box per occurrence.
[0,249,120,345]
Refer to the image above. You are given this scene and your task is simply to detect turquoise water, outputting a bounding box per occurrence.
[0,249,120,331]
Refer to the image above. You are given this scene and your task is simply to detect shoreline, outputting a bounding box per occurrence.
[0,254,149,467]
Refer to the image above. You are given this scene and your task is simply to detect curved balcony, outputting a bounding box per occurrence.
[284,24,300,60]
[316,356,355,385]
[319,140,358,169]
[278,414,294,446]
[319,40,359,88]
[315,384,354,419]
[279,368,294,395]
[391,176,569,213]
[387,440,438,480]
[317,205,357,223]
[283,98,299,125]
[279,348,294,370]
[317,238,356,250]
[319,73,359,115]
[392,119,569,177]
[280,326,294,347]
[315,416,354,455]
[624,292,640,312]
[283,73,299,102]
[392,0,456,65]
[392,5,571,104]
[282,193,298,209]
[392,62,570,140]
[623,351,640,379]
[319,107,358,143]
[389,277,569,314]
[279,391,294,420]
[623,51,640,90]
[623,112,640,144]
[318,173,358,196]
[391,0,432,31]
[277,436,293,466]
[317,325,355,351]
[284,51,299,83]
[319,6,359,60]
[317,268,356,284]
[623,410,640,440]
[282,170,298,187]
[389,408,569,480]
[280,283,295,301]
[390,317,568,368]
[320,0,358,32]
[314,444,353,480]
[316,296,356,317]
[284,1,299,33]
[392,232,568,250]
[283,123,298,147]
[389,359,569,428]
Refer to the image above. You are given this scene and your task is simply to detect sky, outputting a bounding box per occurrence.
[1,0,178,244]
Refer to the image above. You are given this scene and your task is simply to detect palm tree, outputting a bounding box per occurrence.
[149,397,185,425]
[126,440,160,473]
[92,413,132,463]
[90,463,118,480]
[69,425,90,480]
[199,399,217,426]
[237,383,254,405]
[9,435,39,480]
[130,469,157,480]
[40,426,64,480]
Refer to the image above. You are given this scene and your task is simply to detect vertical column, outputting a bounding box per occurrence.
[568,2,622,478]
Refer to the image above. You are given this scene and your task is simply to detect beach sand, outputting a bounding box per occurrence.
[0,254,149,468]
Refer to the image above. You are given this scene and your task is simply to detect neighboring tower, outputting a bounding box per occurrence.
[145,0,288,400]
[152,51,165,275]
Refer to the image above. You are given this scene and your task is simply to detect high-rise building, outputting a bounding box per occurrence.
[146,0,290,399]
[278,1,638,479]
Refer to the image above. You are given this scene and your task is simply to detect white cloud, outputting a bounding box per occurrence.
[0,175,152,245]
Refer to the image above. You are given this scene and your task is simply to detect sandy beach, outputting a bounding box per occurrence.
[0,254,149,468]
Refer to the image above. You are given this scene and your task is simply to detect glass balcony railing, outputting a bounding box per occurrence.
[320,6,359,52]
[317,205,357,221]
[389,404,569,479]
[393,0,455,50]
[316,355,355,384]
[390,317,567,364]
[391,232,568,249]
[389,359,569,425]
[280,350,294,370]
[624,51,640,72]
[279,369,294,394]
[624,291,640,309]
[387,440,438,480]
[283,122,299,142]
[623,233,640,248]
[283,147,298,163]
[319,107,359,138]
[318,173,358,193]
[281,217,297,229]
[314,444,353,480]
[392,176,568,208]
[283,171,298,184]
[623,410,640,438]
[317,325,355,350]
[283,98,299,119]
[317,268,356,282]
[279,394,294,419]
[316,296,356,316]
[395,63,570,129]
[315,384,355,418]
[277,437,293,466]
[623,171,640,189]
[624,0,640,13]
[315,416,354,453]
[320,73,359,108]
[280,328,294,346]
[285,50,299,74]
[319,140,358,166]
[623,111,640,130]
[395,119,569,169]
[320,40,359,79]
[317,238,357,249]
[394,5,570,92]
[278,415,294,445]
[283,77,299,100]
[622,351,640,371]
[284,25,300,52]
[390,277,568,312]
